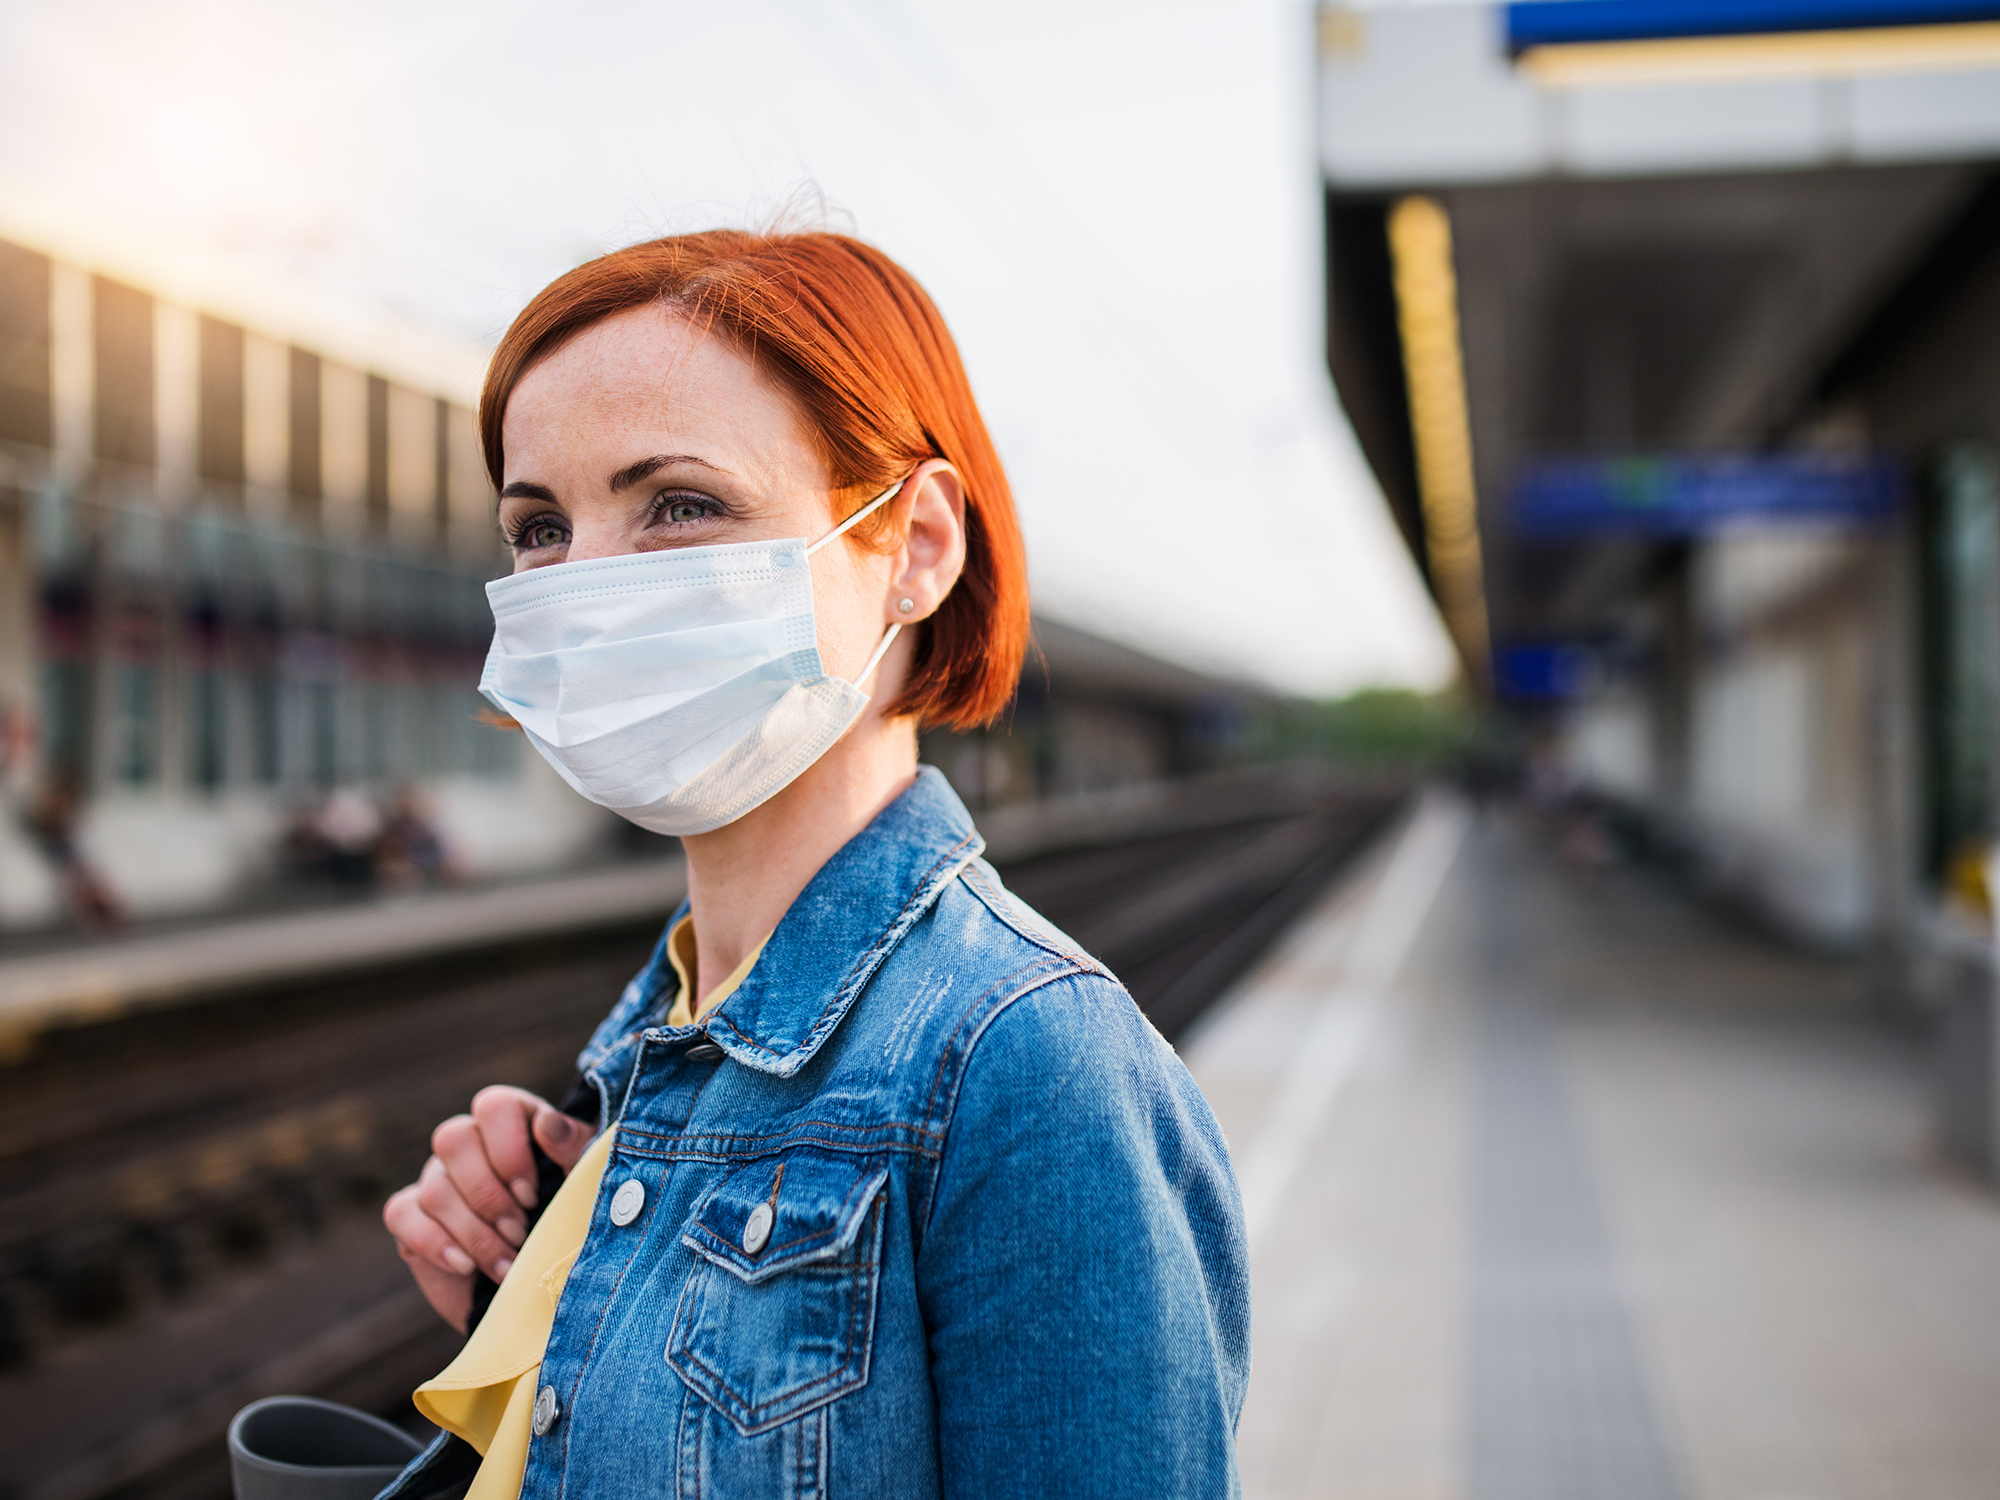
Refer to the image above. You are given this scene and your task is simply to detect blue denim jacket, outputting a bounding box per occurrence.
[384,767,1249,1499]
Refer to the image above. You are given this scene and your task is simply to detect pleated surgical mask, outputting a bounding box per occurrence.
[479,480,905,836]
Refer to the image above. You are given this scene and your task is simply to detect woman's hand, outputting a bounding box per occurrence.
[383,1085,598,1331]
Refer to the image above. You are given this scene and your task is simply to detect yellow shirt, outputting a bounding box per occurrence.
[414,917,767,1500]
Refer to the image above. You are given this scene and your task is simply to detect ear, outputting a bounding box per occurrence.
[885,460,967,626]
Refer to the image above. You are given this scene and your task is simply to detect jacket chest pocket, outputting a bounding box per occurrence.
[666,1151,890,1437]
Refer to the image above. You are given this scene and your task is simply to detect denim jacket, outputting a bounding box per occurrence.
[383,767,1250,1500]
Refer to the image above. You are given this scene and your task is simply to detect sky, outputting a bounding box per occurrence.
[0,0,1456,696]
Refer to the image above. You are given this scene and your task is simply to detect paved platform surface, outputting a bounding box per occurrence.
[1185,794,2000,1500]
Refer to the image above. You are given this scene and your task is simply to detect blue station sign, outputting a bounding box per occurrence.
[1493,642,1596,701]
[1510,452,1902,537]
[1506,0,2000,50]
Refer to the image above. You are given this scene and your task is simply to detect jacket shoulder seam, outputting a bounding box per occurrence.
[912,956,1111,1241]
[956,858,1114,978]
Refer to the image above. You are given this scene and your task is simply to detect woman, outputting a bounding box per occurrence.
[380,231,1249,1500]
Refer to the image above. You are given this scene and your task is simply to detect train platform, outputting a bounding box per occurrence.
[1185,793,2000,1500]
[0,856,689,1047]
[0,762,1371,1051]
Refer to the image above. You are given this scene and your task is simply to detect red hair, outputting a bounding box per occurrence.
[480,231,1029,731]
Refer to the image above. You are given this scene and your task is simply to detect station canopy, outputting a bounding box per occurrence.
[1318,0,2000,689]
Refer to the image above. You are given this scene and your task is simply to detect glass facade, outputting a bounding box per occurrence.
[33,490,509,798]
[1924,441,2000,897]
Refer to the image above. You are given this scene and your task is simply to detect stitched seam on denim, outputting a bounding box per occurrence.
[609,1036,650,1130]
[675,1385,700,1500]
[372,1427,457,1500]
[619,1116,937,1146]
[960,859,1114,979]
[684,1165,887,1272]
[912,962,1095,1245]
[579,908,683,1073]
[633,1148,931,1170]
[918,954,1083,1132]
[667,1270,711,1423]
[553,1152,656,1500]
[673,1196,883,1428]
[897,954,1085,1245]
[616,1124,938,1163]
[554,1067,723,1488]
[704,839,969,1064]
[703,832,980,1064]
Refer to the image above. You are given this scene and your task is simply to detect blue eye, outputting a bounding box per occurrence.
[665,498,709,525]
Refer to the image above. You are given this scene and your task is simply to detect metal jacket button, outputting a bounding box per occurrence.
[532,1384,560,1436]
[609,1178,645,1227]
[687,1043,724,1063]
[742,1201,774,1255]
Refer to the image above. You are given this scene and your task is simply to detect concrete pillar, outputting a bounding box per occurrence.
[319,359,368,539]
[1867,520,1921,1004]
[195,314,246,505]
[49,263,91,483]
[387,381,439,550]
[154,300,199,509]
[287,346,321,524]
[92,276,154,472]
[243,332,290,517]
[444,401,497,563]
[150,301,199,794]
[0,494,33,797]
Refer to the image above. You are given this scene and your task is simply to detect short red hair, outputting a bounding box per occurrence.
[480,231,1030,731]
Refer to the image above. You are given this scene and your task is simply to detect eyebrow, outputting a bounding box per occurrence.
[497,455,728,509]
[607,453,728,493]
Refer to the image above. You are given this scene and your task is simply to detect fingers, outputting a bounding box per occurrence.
[412,1154,523,1280]
[469,1085,545,1210]
[383,1178,473,1276]
[382,1183,474,1332]
[533,1104,597,1173]
[433,1113,530,1246]
[383,1085,598,1331]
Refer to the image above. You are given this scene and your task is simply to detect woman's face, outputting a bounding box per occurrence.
[498,304,953,691]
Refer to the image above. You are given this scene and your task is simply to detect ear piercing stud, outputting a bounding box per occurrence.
[898,598,915,614]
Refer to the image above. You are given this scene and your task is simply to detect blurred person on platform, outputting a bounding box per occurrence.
[285,786,386,889]
[378,784,458,891]
[373,232,1249,1499]
[0,696,35,804]
[20,768,122,930]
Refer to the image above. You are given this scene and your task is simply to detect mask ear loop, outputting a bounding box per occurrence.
[853,622,902,695]
[805,473,915,697]
[805,474,908,556]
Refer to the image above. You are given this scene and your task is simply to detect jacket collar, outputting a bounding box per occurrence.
[695,766,983,1077]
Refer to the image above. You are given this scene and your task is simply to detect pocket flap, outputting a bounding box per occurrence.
[682,1152,889,1284]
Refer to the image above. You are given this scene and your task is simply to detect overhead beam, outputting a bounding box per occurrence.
[1388,196,1492,687]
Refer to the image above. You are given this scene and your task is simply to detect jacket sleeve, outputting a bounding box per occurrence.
[915,971,1251,1499]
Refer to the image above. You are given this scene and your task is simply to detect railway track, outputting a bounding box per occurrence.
[0,781,1397,1500]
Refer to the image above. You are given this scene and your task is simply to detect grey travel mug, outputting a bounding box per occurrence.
[228,1396,425,1500]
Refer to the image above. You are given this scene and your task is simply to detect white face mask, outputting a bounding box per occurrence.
[479,481,905,837]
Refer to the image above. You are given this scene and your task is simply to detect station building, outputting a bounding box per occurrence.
[1318,0,2000,1165]
[0,230,629,927]
[0,227,1282,929]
